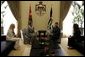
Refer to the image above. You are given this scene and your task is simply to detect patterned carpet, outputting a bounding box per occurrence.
[30,38,64,56]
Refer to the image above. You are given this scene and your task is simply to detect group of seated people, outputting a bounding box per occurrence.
[6,21,61,48]
[5,21,84,55]
[22,21,61,44]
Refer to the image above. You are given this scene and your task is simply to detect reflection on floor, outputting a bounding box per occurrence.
[60,38,83,56]
[8,38,83,56]
[8,40,31,56]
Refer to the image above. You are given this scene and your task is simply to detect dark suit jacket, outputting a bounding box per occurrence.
[52,26,60,40]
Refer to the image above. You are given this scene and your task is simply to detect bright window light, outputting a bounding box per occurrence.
[1,1,18,35]
[63,4,73,37]
[63,1,84,37]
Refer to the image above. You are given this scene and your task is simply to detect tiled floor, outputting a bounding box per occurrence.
[8,38,83,56]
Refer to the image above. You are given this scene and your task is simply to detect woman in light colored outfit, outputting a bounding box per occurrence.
[7,24,21,49]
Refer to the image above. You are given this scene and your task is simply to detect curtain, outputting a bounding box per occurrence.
[7,1,19,20]
[59,1,72,29]
[7,1,21,37]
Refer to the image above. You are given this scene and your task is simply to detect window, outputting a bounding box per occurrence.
[72,1,84,36]
[1,1,18,35]
[63,1,84,37]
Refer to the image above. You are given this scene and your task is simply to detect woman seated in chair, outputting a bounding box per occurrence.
[68,23,81,48]
[7,24,20,49]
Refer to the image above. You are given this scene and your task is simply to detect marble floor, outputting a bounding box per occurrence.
[60,38,83,56]
[8,40,31,56]
[8,38,83,56]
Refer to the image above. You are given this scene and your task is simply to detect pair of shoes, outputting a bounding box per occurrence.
[29,42,32,45]
[68,46,74,49]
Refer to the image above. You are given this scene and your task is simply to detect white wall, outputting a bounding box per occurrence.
[20,1,60,31]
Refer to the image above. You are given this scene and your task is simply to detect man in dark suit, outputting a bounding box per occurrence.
[51,22,60,44]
